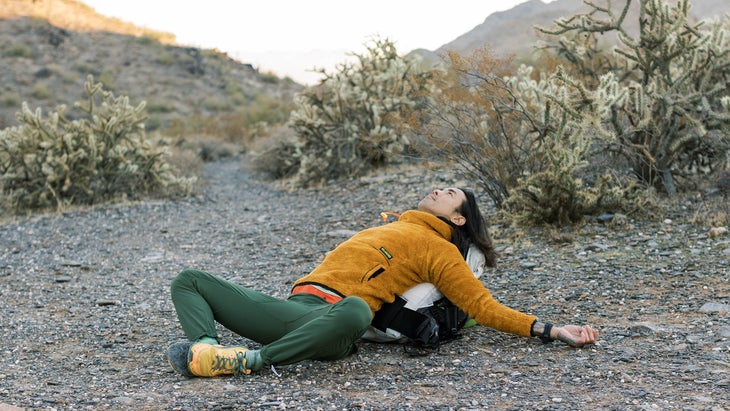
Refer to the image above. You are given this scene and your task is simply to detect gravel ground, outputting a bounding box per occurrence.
[1,157,729,411]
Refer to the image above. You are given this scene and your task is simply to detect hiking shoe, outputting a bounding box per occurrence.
[167,342,251,377]
[167,341,196,377]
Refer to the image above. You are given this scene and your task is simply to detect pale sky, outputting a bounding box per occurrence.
[82,0,537,84]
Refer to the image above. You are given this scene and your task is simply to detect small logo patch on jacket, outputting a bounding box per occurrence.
[379,247,392,259]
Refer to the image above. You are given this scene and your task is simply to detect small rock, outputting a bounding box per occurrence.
[326,229,358,238]
[700,302,730,314]
[596,214,615,223]
[112,396,134,406]
[519,261,539,269]
[500,246,514,255]
[718,326,730,338]
[708,226,728,238]
[613,213,628,224]
[141,252,164,263]
[96,299,121,306]
[585,243,609,252]
[60,261,82,267]
[595,213,627,224]
[615,348,637,362]
[686,335,703,344]
[629,323,659,336]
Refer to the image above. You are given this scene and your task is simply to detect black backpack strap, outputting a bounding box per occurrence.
[372,296,440,349]
[420,298,469,341]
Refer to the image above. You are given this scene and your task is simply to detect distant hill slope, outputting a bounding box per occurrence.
[0,0,175,42]
[0,0,301,130]
[412,0,730,63]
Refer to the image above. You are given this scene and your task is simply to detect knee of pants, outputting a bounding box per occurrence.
[336,296,373,335]
[170,268,204,294]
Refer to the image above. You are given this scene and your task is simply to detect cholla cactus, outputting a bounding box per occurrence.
[422,48,626,224]
[501,66,625,224]
[540,0,730,194]
[0,76,192,211]
[284,38,436,186]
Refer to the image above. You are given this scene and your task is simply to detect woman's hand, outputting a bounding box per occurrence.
[552,324,599,347]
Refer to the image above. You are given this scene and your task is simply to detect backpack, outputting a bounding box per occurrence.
[361,244,486,353]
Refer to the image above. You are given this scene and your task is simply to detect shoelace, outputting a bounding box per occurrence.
[211,350,249,376]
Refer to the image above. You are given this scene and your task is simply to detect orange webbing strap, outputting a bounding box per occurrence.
[291,284,344,304]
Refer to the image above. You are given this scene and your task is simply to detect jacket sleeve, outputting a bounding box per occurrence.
[430,248,536,337]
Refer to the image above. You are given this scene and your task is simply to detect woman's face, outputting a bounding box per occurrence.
[417,188,467,226]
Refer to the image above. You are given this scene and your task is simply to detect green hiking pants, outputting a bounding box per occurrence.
[170,269,372,367]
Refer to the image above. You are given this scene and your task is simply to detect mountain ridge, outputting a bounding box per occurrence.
[0,0,300,131]
[2,0,727,132]
[0,0,175,42]
[414,0,730,63]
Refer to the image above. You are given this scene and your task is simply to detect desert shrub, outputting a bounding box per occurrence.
[136,36,157,46]
[30,84,51,99]
[247,126,300,180]
[505,168,638,226]
[539,0,730,194]
[1,92,22,108]
[242,94,292,126]
[424,47,642,224]
[74,62,99,76]
[97,69,117,90]
[145,115,164,131]
[175,135,240,162]
[154,50,175,66]
[259,71,280,84]
[272,37,436,187]
[421,49,540,208]
[5,43,32,58]
[146,100,175,113]
[421,0,728,224]
[0,76,193,212]
[164,92,293,152]
[202,96,229,111]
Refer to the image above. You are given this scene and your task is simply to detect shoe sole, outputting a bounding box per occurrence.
[166,341,195,378]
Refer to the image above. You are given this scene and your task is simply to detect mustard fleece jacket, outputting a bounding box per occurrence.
[294,210,537,337]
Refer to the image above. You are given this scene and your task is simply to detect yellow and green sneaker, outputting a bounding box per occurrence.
[167,342,251,377]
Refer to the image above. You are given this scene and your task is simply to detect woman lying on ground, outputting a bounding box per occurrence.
[166,187,599,377]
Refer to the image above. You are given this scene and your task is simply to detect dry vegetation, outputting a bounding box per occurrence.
[1,0,728,227]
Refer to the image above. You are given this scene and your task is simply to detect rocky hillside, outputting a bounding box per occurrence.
[412,0,730,63]
[0,0,301,132]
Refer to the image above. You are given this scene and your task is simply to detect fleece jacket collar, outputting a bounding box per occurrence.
[398,210,453,241]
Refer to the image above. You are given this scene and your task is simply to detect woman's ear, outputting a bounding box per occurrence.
[451,215,466,226]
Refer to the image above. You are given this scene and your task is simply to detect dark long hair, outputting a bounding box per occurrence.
[439,188,497,267]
